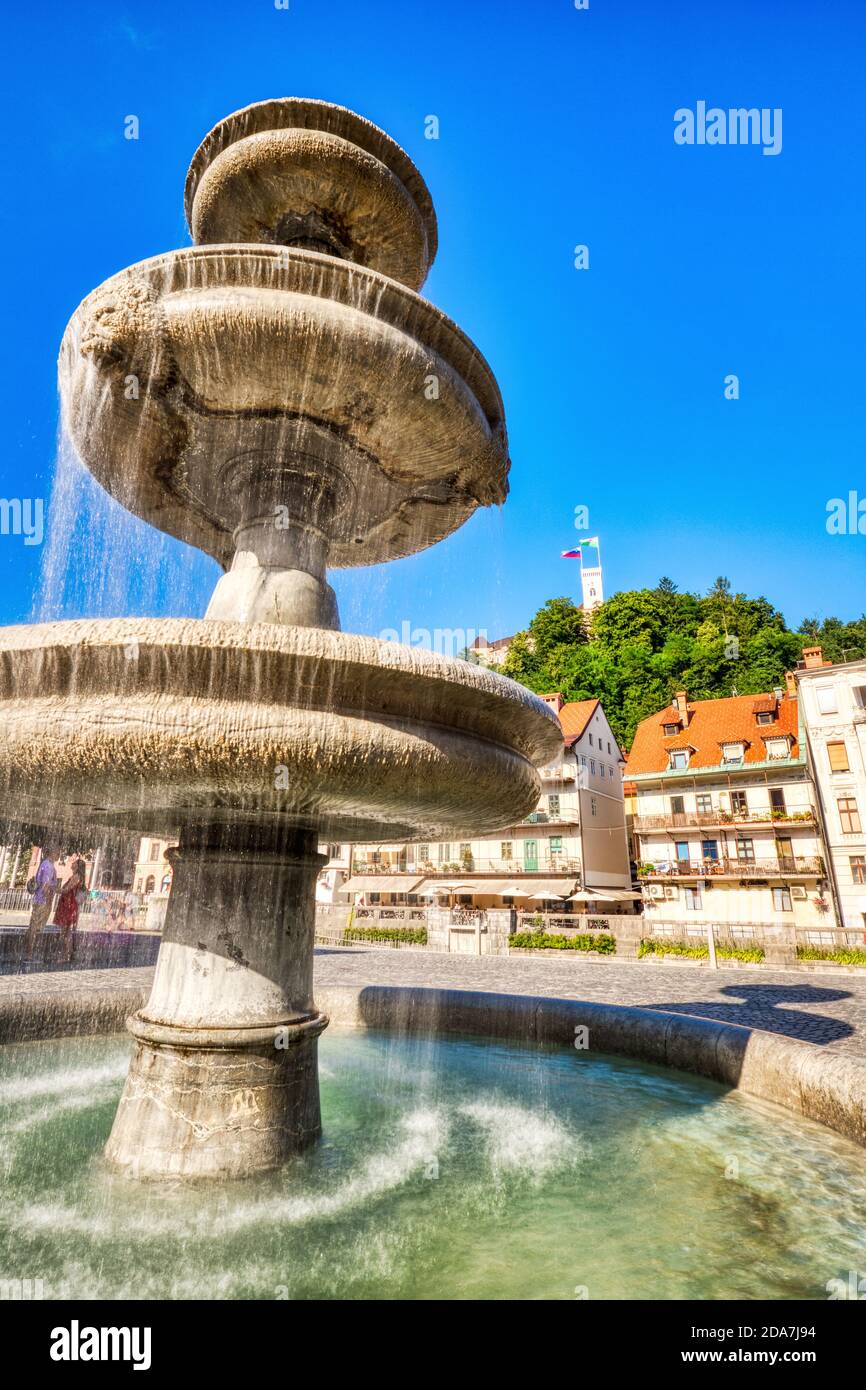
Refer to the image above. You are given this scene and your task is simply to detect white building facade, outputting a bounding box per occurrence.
[629,687,834,942]
[343,696,635,916]
[796,647,866,940]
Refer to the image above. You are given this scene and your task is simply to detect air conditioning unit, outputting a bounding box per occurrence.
[649,884,665,899]
[791,885,807,900]
[664,885,679,899]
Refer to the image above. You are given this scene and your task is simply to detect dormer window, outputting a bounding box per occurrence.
[721,742,745,765]
[669,749,690,770]
[764,735,792,761]
[756,711,774,726]
[663,722,680,737]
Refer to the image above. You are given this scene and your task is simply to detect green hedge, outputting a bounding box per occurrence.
[343,926,427,945]
[796,945,866,967]
[510,931,616,954]
[638,939,765,963]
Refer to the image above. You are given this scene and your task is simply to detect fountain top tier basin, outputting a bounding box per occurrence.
[0,618,562,841]
[60,244,509,575]
[184,98,438,290]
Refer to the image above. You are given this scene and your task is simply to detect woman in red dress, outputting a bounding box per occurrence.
[53,857,85,964]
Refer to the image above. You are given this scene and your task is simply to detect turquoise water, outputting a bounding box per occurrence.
[1,1029,865,1300]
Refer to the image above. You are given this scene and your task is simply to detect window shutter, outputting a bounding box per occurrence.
[828,741,850,772]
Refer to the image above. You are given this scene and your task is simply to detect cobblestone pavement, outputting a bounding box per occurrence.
[314,948,866,1057]
[3,950,866,1058]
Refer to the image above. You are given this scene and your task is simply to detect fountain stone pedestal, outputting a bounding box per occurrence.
[106,825,328,1179]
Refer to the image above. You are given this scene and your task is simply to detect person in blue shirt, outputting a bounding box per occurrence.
[23,844,60,960]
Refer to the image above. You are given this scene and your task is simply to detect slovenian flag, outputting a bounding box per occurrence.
[561,548,582,559]
[580,537,600,548]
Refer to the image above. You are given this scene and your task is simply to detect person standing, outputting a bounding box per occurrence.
[24,845,59,960]
[53,855,86,964]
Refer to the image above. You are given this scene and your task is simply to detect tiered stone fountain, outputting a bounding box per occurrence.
[0,99,561,1178]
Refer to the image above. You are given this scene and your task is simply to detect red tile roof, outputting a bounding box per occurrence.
[627,692,799,775]
[558,698,599,745]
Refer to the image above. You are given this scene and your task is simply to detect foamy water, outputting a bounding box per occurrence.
[2,1029,865,1300]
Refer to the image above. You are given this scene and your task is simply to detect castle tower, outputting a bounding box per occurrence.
[579,537,604,612]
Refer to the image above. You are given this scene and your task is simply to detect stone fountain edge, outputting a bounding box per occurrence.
[2,976,864,1151]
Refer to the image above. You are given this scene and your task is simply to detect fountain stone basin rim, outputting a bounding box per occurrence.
[184,97,439,289]
[0,617,563,841]
[59,246,508,599]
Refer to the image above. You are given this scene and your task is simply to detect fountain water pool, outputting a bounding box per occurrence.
[2,1028,865,1300]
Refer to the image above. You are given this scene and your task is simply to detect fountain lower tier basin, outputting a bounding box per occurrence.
[60,245,509,570]
[0,618,561,840]
[3,1028,866,1300]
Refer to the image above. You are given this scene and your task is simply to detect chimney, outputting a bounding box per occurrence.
[540,692,564,713]
[802,646,825,669]
[785,670,796,698]
[674,690,689,726]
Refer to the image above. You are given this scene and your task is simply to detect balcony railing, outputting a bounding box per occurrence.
[352,906,427,923]
[351,856,582,878]
[634,809,815,832]
[639,856,825,880]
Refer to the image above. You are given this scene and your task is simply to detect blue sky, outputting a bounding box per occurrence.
[2,0,864,640]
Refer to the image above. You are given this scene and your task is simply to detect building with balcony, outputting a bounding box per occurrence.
[341,694,636,926]
[795,647,866,941]
[628,684,833,941]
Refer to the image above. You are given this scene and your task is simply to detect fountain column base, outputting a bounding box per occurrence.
[105,824,329,1180]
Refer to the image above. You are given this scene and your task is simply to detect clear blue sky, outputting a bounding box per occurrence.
[2,0,864,640]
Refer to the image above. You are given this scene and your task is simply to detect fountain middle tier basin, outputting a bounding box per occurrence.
[60,246,510,570]
[0,618,562,841]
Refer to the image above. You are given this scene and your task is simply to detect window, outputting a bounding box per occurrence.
[588,733,593,747]
[736,837,755,863]
[816,685,838,714]
[144,875,155,895]
[722,742,745,764]
[701,839,719,861]
[764,737,790,760]
[776,836,794,868]
[549,836,563,854]
[590,797,598,816]
[579,754,587,766]
[459,843,471,859]
[609,766,615,779]
[851,856,866,886]
[828,741,850,772]
[669,750,689,770]
[696,793,712,815]
[607,741,612,754]
[599,764,605,777]
[663,723,680,737]
[548,794,560,818]
[670,796,685,814]
[839,797,861,834]
[675,840,690,862]
[437,843,451,863]
[756,711,774,726]
[590,759,596,774]
[500,841,513,860]
[730,791,748,816]
[772,887,793,912]
[417,844,429,862]
[684,886,702,911]
[853,685,866,709]
[769,789,786,815]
